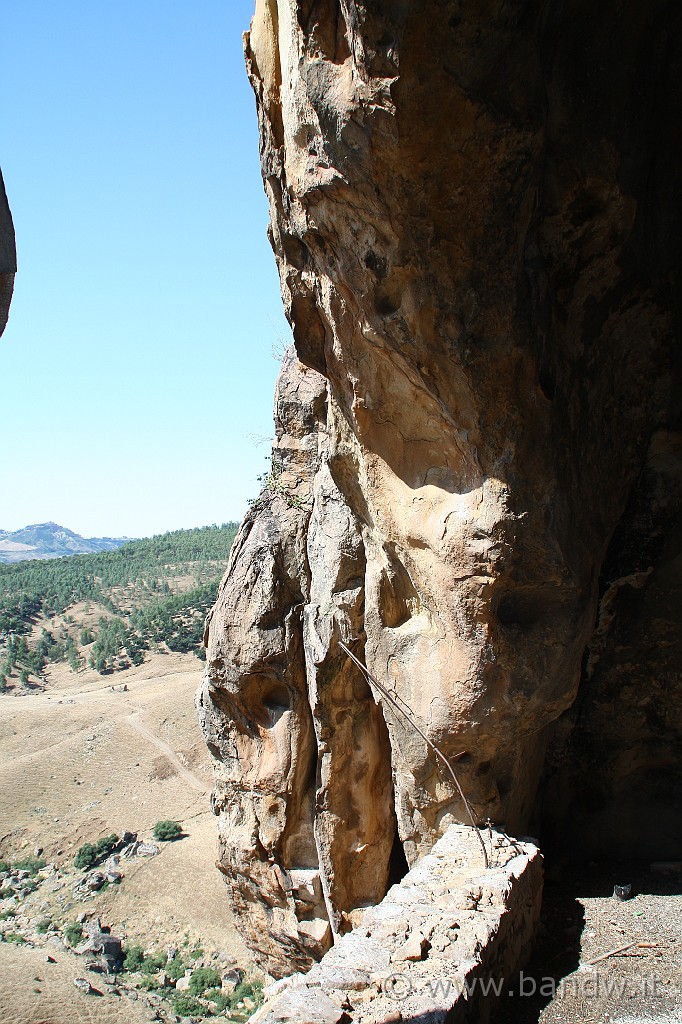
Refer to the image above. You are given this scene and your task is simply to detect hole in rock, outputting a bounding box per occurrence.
[249,680,291,729]
[262,685,291,726]
[364,249,388,279]
[282,232,309,271]
[496,588,547,630]
[379,554,420,628]
[387,828,410,888]
[497,773,513,798]
[375,291,400,317]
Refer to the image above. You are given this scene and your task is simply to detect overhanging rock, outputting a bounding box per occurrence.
[201,3,682,969]
[250,826,542,1024]
[0,167,15,338]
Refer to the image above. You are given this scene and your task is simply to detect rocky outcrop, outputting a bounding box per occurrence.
[250,826,542,1024]
[199,0,681,973]
[0,169,16,338]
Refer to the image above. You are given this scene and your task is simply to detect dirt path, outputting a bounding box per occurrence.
[4,671,209,794]
[126,710,208,794]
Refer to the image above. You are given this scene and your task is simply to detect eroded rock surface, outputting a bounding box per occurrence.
[199,0,681,972]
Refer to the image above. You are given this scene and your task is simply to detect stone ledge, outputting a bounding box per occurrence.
[250,825,543,1024]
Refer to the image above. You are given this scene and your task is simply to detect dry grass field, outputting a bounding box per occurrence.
[0,650,253,1023]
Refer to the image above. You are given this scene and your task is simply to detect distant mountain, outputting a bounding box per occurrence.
[0,523,132,563]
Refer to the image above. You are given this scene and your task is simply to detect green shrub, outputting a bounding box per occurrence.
[171,994,205,1017]
[13,856,46,875]
[205,987,231,1011]
[74,834,118,871]
[189,945,204,960]
[138,975,160,991]
[188,966,222,996]
[152,819,182,842]
[234,979,264,1009]
[122,943,145,972]
[64,921,83,946]
[0,860,9,874]
[3,932,26,944]
[36,919,51,934]
[166,955,186,980]
[73,843,97,870]
[121,945,167,975]
[94,833,118,858]
[140,950,167,975]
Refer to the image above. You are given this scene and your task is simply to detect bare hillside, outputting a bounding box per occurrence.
[0,652,255,1024]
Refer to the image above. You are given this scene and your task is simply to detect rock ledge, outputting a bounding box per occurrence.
[250,826,542,1024]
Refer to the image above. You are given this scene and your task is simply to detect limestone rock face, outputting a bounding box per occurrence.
[0,168,16,338]
[199,0,681,973]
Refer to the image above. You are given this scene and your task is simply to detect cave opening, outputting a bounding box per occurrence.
[387,825,410,888]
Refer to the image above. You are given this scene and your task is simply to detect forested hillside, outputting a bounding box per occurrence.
[0,524,237,690]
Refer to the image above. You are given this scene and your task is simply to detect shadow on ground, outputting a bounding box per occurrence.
[490,861,682,1024]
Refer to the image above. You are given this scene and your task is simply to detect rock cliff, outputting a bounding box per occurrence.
[198,0,681,975]
[0,168,16,338]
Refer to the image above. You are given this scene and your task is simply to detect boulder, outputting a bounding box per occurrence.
[221,968,242,992]
[136,844,159,858]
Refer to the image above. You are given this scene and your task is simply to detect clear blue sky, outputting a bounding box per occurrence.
[0,1,290,539]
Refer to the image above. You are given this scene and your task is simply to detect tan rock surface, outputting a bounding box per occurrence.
[200,1,682,973]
